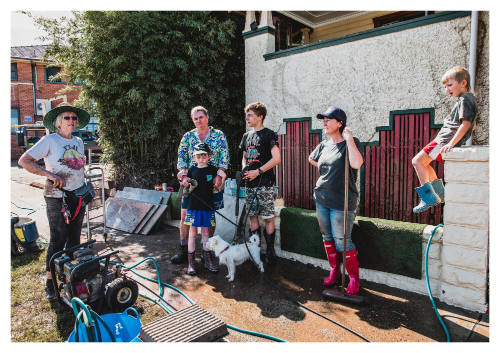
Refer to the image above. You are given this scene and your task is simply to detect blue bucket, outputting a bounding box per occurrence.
[67,307,142,342]
[13,217,39,244]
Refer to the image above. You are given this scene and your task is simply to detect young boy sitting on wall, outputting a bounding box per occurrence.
[411,66,477,213]
[239,102,281,265]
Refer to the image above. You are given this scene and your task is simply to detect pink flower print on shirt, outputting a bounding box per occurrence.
[59,145,86,170]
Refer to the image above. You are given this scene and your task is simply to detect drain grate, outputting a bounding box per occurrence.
[140,304,229,342]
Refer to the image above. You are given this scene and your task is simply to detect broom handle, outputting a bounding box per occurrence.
[342,146,349,294]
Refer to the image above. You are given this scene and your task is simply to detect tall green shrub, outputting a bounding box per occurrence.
[33,11,245,187]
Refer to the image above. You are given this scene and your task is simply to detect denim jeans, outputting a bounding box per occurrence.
[315,201,356,252]
[45,197,85,271]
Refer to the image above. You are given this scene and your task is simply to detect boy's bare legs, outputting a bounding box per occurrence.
[264,217,275,235]
[412,150,438,186]
[188,225,197,253]
[249,216,260,234]
[201,227,211,248]
[187,225,197,275]
[249,216,275,234]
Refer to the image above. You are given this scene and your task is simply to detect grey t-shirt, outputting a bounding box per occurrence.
[434,93,477,146]
[27,133,86,198]
[309,137,363,211]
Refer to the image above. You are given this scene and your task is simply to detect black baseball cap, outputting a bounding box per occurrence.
[317,106,347,123]
[193,142,211,155]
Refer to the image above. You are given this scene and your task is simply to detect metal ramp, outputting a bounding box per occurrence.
[139,304,228,342]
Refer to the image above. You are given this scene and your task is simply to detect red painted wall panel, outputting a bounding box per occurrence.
[360,112,443,224]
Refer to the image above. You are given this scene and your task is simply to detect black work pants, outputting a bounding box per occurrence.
[44,197,85,271]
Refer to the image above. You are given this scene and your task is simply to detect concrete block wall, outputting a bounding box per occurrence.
[440,146,489,312]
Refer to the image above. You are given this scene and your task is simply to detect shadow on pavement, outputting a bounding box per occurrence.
[85,226,488,342]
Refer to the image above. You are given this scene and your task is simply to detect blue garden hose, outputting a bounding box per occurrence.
[103,256,287,342]
[425,224,451,342]
[11,203,36,216]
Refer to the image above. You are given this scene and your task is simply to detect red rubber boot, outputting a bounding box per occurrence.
[345,249,360,295]
[323,241,340,286]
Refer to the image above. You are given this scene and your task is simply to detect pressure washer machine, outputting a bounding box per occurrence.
[49,239,138,313]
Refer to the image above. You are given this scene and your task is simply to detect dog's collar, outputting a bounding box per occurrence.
[220,245,230,255]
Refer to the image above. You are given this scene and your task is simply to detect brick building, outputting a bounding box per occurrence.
[11,45,83,159]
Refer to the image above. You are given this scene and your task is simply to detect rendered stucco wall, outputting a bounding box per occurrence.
[245,13,489,145]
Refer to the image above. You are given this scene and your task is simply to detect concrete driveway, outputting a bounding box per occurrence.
[10,161,489,342]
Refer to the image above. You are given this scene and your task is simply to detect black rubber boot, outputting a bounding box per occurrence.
[170,244,188,264]
[264,231,277,265]
[45,278,56,301]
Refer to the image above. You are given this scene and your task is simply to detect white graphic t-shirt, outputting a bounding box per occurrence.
[27,133,86,198]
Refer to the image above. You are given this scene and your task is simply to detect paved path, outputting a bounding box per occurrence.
[10,162,489,342]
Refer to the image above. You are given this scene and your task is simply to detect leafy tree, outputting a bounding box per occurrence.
[30,11,245,188]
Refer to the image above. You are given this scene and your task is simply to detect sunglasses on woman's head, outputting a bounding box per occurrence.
[62,116,78,121]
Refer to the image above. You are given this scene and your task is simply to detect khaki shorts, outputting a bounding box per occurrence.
[246,186,277,219]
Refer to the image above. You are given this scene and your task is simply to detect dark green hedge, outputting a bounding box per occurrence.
[279,208,426,279]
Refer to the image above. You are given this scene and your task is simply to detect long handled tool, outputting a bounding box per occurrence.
[233,171,246,244]
[322,147,364,305]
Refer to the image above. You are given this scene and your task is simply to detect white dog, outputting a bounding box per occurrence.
[206,234,264,282]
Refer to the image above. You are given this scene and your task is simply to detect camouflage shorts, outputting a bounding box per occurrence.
[246,186,277,219]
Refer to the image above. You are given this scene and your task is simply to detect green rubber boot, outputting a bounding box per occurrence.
[413,182,440,213]
[431,179,445,203]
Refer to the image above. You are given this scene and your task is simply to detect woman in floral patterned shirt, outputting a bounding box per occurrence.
[171,106,229,269]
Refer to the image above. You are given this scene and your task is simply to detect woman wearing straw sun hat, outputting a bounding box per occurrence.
[18,102,90,300]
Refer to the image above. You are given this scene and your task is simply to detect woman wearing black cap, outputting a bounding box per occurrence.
[308,107,364,295]
[18,102,90,300]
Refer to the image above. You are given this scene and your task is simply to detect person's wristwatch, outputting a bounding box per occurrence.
[258,168,263,175]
